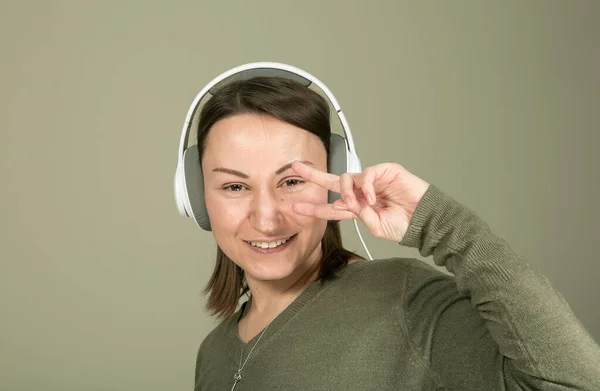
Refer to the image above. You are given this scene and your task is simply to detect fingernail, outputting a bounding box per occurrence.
[333,203,347,211]
[344,196,352,205]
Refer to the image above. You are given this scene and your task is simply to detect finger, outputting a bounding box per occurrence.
[315,197,382,238]
[291,161,341,193]
[336,172,381,232]
[356,169,377,205]
[292,202,357,221]
[339,173,358,212]
[331,198,347,210]
[355,204,381,235]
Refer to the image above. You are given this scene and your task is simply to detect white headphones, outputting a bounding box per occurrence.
[174,62,373,260]
[174,61,365,226]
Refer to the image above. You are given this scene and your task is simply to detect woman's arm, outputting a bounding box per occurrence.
[400,184,600,390]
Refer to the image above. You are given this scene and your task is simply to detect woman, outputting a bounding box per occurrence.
[192,76,600,390]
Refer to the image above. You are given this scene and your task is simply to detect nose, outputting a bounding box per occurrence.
[248,187,285,234]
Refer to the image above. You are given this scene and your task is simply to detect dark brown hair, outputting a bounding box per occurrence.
[197,76,362,319]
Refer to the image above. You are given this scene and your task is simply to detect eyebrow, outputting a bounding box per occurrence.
[212,160,313,178]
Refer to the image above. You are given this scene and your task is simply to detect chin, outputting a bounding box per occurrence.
[238,234,318,282]
[242,252,303,282]
[246,266,296,282]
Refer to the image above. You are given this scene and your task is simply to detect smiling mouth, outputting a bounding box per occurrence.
[244,234,297,251]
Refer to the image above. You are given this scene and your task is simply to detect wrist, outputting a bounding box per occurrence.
[405,178,430,221]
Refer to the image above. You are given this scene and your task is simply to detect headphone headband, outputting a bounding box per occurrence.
[177,62,358,168]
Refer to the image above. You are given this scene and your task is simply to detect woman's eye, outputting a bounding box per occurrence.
[283,179,304,187]
[224,184,245,192]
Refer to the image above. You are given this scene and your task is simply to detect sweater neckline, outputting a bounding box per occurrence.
[225,261,364,364]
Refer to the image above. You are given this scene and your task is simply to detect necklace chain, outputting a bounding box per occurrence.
[231,320,272,391]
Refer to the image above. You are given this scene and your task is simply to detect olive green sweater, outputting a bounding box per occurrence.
[194,185,600,390]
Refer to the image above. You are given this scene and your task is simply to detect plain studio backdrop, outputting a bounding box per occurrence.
[1,1,598,390]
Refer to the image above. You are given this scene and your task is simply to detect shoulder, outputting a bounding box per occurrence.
[198,319,228,352]
[335,257,462,306]
[346,257,471,318]
[338,256,452,285]
[195,308,240,374]
[197,305,241,352]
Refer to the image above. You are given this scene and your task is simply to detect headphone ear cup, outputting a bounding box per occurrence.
[328,133,349,204]
[174,165,190,217]
[182,147,212,231]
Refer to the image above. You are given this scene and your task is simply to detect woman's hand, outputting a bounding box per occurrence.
[291,161,430,242]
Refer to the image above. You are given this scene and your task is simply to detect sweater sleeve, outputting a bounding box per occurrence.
[398,184,600,390]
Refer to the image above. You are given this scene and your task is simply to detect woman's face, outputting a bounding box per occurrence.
[202,113,328,284]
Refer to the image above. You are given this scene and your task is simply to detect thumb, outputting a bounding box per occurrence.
[332,199,348,211]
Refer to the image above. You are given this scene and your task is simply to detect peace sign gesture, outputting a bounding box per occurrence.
[291,161,430,243]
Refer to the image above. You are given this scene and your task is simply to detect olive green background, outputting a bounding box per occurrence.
[1,1,598,390]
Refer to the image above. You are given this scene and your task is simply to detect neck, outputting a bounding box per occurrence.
[244,254,321,321]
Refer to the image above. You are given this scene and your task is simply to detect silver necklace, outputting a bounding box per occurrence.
[231,320,272,391]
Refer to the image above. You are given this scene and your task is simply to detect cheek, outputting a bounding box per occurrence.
[205,192,244,232]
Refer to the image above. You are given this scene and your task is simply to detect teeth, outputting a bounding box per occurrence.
[249,236,291,249]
